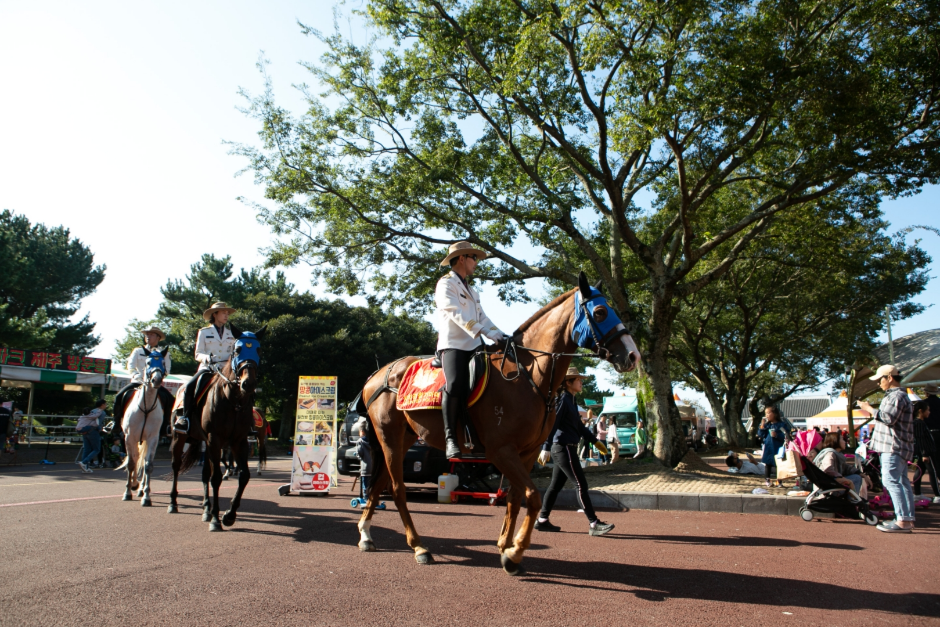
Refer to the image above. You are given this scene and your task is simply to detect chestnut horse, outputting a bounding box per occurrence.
[357,272,639,574]
[166,327,266,532]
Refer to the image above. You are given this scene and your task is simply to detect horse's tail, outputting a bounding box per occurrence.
[178,437,202,475]
[135,438,149,481]
[115,453,130,472]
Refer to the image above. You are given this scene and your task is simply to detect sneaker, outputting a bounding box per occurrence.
[589,521,615,536]
[535,519,561,532]
[933,497,940,505]
[78,462,88,472]
[576,508,584,513]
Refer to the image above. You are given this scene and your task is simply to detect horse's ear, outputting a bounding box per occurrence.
[577,271,592,300]
[160,348,169,358]
[255,324,268,340]
[593,280,604,294]
[230,323,243,340]
[142,347,151,356]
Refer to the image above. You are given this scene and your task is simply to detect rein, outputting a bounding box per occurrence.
[136,381,162,445]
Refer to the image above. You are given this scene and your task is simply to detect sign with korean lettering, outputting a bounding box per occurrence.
[0,348,110,374]
[290,376,338,493]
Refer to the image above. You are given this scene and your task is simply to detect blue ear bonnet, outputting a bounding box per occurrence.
[572,289,623,349]
[145,351,167,376]
[233,333,261,370]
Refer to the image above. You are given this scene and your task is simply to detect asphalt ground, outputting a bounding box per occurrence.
[1,459,938,627]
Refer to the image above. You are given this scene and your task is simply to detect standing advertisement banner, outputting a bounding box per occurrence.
[290,376,338,494]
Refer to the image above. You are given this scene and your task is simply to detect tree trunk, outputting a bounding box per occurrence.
[746,397,762,446]
[645,297,688,467]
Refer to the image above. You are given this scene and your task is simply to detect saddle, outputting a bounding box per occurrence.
[396,352,489,412]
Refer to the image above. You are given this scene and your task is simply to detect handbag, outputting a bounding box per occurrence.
[775,449,800,481]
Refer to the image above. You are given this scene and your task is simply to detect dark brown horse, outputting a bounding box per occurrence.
[166,327,266,532]
[357,272,639,573]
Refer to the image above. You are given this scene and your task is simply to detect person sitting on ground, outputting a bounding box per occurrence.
[535,367,614,536]
[813,431,868,496]
[725,451,766,475]
[108,438,126,468]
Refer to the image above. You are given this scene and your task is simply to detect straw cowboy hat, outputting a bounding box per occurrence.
[203,301,237,322]
[440,241,488,267]
[563,366,593,380]
[142,326,166,341]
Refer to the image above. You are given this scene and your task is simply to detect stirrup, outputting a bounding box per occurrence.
[173,417,190,434]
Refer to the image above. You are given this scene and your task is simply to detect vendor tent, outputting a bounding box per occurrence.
[0,348,112,418]
[853,328,940,398]
[806,389,922,430]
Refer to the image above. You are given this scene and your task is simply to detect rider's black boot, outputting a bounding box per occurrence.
[173,382,196,434]
[441,391,462,459]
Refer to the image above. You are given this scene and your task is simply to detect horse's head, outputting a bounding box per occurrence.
[572,272,641,373]
[142,347,169,388]
[231,325,267,395]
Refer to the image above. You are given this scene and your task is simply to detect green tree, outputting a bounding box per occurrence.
[235,0,939,465]
[0,210,105,352]
[670,201,928,446]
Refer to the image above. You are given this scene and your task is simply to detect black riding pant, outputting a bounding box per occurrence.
[539,443,598,524]
[441,349,473,400]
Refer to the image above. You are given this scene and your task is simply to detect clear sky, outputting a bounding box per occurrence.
[2,1,936,405]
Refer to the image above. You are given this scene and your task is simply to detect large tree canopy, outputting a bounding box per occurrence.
[236,0,939,465]
[0,210,105,353]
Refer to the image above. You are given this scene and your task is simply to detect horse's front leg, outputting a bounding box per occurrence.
[491,448,543,575]
[201,453,212,522]
[167,434,186,514]
[122,453,135,501]
[497,481,524,554]
[358,458,391,552]
[222,439,250,527]
[207,439,224,532]
[140,437,155,507]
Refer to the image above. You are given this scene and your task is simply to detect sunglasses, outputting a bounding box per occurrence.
[464,254,478,261]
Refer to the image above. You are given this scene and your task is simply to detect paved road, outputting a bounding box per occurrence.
[1,460,938,626]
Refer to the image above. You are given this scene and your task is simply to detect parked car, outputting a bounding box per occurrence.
[336,392,449,483]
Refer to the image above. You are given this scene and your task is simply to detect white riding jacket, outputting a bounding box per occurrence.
[194,325,236,369]
[126,346,172,384]
[435,271,505,351]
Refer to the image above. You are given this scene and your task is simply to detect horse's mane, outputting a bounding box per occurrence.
[514,288,576,335]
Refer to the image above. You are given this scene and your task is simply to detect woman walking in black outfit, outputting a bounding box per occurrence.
[535,367,615,536]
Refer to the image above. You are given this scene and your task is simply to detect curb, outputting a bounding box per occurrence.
[543,489,805,516]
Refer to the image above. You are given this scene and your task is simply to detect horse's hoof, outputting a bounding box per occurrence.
[208,521,223,532]
[222,512,236,527]
[167,504,178,514]
[501,553,523,576]
[122,493,132,502]
[358,541,376,552]
[137,490,144,498]
[202,511,211,522]
[141,498,152,507]
[414,551,434,565]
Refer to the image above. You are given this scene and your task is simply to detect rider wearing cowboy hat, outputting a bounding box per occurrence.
[113,326,174,430]
[173,302,237,434]
[435,241,509,458]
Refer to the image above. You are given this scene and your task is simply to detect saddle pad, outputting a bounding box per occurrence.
[396,358,489,411]
[171,375,214,413]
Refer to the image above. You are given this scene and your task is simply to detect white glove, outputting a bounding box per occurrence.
[482,328,506,343]
[538,450,551,466]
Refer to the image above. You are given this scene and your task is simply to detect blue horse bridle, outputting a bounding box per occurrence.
[572,288,629,358]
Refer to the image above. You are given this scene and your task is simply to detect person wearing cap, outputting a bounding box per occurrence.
[173,302,238,433]
[858,365,915,532]
[534,367,615,537]
[435,241,509,458]
[113,326,173,427]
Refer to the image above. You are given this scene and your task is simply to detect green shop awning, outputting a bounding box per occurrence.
[0,364,109,386]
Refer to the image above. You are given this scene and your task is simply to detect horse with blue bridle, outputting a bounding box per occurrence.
[116,348,169,506]
[166,326,266,532]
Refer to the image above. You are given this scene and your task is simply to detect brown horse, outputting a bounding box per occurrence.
[166,327,266,532]
[357,272,639,574]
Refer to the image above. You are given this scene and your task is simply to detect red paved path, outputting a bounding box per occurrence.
[1,460,938,626]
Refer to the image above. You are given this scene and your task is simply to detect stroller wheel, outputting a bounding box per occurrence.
[864,512,879,526]
[799,507,814,522]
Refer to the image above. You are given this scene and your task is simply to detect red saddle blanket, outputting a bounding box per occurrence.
[396,357,489,411]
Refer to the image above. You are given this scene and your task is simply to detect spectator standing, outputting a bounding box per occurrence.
[858,365,915,532]
[634,420,648,459]
[76,400,106,473]
[758,406,787,488]
[911,400,939,504]
[355,421,385,509]
[596,417,609,464]
[924,384,940,434]
[607,418,621,463]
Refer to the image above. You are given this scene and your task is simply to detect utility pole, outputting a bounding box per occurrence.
[885,306,895,365]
